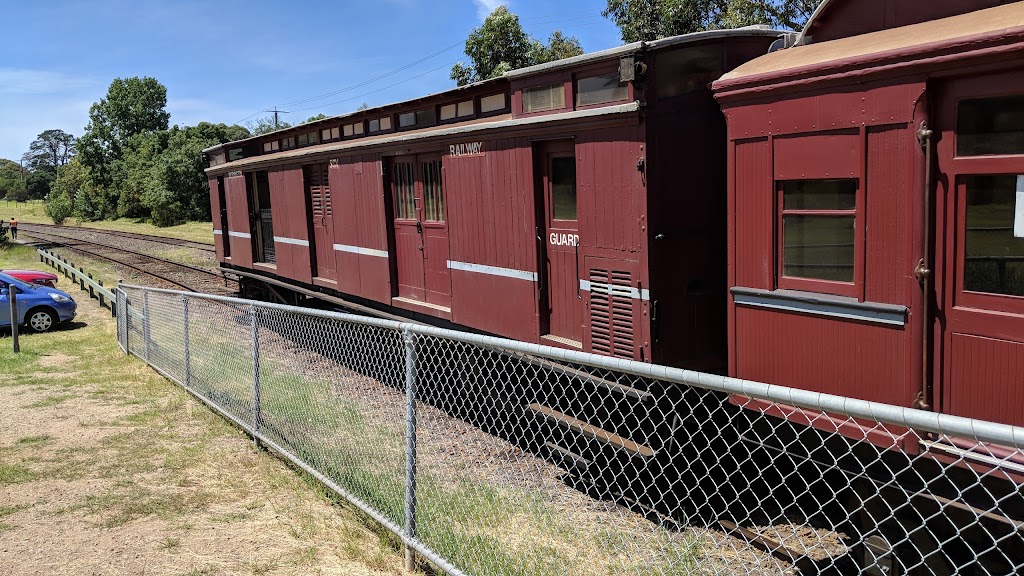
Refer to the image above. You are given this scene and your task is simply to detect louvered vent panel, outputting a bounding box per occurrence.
[589,268,635,359]
[307,165,328,218]
[321,168,332,217]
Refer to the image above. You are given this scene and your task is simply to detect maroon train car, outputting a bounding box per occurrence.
[714,0,1024,467]
[204,27,781,371]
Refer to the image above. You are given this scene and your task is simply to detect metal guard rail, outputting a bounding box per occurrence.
[37,248,116,315]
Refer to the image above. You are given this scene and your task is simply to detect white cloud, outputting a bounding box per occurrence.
[0,68,96,95]
[474,0,507,20]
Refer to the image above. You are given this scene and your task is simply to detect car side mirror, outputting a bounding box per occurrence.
[0,288,8,296]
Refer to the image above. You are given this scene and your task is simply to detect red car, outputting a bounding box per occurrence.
[2,270,58,288]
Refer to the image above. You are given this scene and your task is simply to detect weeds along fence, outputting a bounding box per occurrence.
[37,248,116,315]
[115,283,1024,576]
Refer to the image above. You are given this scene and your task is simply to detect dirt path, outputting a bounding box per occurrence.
[0,280,409,575]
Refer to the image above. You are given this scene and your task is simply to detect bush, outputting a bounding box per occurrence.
[45,190,74,224]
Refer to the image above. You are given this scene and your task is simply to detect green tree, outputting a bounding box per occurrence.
[45,159,87,224]
[451,6,584,86]
[602,0,822,42]
[26,170,55,200]
[22,129,77,173]
[6,180,28,203]
[0,159,23,199]
[78,76,170,192]
[246,115,291,135]
[302,113,328,124]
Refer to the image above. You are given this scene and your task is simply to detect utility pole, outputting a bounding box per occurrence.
[267,108,289,129]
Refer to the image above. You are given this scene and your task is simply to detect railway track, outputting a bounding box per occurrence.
[19,222,215,253]
[20,228,235,295]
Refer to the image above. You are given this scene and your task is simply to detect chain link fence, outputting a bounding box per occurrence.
[116,284,1024,576]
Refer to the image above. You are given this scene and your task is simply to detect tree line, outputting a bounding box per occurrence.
[2,1,820,227]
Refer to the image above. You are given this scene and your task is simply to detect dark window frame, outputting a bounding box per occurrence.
[478,92,510,118]
[776,178,864,298]
[522,82,569,115]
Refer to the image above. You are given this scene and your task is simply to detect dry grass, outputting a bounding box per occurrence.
[0,243,410,575]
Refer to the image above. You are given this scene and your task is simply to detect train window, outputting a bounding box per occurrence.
[228,148,244,161]
[262,141,280,153]
[523,84,566,113]
[441,100,475,121]
[393,162,416,220]
[369,116,391,132]
[343,122,364,137]
[480,93,506,113]
[957,94,1024,156]
[576,73,628,107]
[399,108,435,129]
[964,174,1024,296]
[297,131,318,146]
[780,180,857,283]
[655,44,722,99]
[282,136,295,150]
[423,160,444,222]
[551,156,577,221]
[321,127,340,141]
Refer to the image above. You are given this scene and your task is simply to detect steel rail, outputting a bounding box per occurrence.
[22,230,226,292]
[19,222,215,252]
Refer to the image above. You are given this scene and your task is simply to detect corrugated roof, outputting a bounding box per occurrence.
[206,101,639,174]
[716,2,1024,85]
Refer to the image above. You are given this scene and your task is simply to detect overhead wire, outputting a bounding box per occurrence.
[234,8,614,124]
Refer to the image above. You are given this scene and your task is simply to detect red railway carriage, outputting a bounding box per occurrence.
[714,1,1024,466]
[203,28,781,371]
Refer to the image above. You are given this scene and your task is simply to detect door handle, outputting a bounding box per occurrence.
[416,221,423,234]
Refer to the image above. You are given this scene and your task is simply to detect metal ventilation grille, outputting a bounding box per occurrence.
[589,268,635,359]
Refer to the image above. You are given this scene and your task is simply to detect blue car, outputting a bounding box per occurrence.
[0,271,77,333]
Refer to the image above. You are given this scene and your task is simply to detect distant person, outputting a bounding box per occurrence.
[8,217,16,240]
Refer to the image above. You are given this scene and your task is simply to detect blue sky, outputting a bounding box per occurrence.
[0,0,623,161]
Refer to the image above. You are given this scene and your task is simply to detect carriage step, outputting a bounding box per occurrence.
[528,403,656,458]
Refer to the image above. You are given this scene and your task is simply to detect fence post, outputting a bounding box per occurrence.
[142,289,151,362]
[403,327,418,572]
[250,304,262,435]
[182,294,191,389]
[87,273,95,299]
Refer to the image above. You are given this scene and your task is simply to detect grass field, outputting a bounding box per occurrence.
[1,200,214,245]
[0,243,408,576]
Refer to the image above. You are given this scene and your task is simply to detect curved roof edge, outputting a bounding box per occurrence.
[505,26,783,79]
[207,26,783,154]
[202,76,505,153]
[205,102,640,174]
[714,2,1024,92]
[795,0,837,45]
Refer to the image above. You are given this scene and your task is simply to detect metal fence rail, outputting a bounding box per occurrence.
[116,283,1024,576]
[38,248,116,314]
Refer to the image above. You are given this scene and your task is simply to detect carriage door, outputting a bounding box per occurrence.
[537,141,583,347]
[248,171,275,264]
[217,176,230,258]
[934,74,1024,428]
[305,163,335,279]
[390,154,451,307]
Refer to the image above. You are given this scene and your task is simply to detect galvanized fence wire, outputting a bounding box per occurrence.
[117,284,1024,576]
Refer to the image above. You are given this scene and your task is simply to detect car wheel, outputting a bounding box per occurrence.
[26,308,57,333]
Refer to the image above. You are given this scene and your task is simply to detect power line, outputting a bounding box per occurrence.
[234,8,615,125]
[273,42,464,109]
[286,58,465,115]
